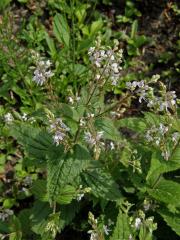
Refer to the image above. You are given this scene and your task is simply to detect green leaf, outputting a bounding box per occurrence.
[45,32,57,58]
[158,209,180,236]
[147,178,180,207]
[56,185,76,205]
[90,20,103,36]
[47,144,90,201]
[31,180,48,202]
[59,201,80,230]
[53,13,70,47]
[146,149,180,186]
[82,168,122,201]
[10,123,53,161]
[9,216,22,240]
[116,117,147,133]
[18,209,32,237]
[31,201,51,236]
[110,209,131,240]
[95,118,120,141]
[131,20,138,39]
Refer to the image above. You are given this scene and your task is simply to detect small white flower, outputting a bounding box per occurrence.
[110,141,115,150]
[161,150,170,161]
[84,131,104,147]
[172,132,179,144]
[68,96,74,104]
[134,217,142,229]
[80,118,86,127]
[103,225,111,235]
[32,59,54,86]
[22,113,28,121]
[53,131,66,146]
[4,113,14,123]
[49,117,69,146]
[129,234,133,240]
[95,74,101,80]
[89,232,98,240]
[77,193,84,201]
[84,132,96,146]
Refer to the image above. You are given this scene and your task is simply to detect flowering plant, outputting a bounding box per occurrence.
[2,36,179,240]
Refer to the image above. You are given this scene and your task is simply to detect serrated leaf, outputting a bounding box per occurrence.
[110,209,131,240]
[53,13,70,47]
[31,201,51,235]
[59,201,80,230]
[56,185,76,205]
[147,178,180,207]
[82,168,122,201]
[47,144,90,201]
[31,180,48,202]
[117,117,146,133]
[158,209,180,236]
[95,118,120,141]
[10,123,52,161]
[147,149,180,186]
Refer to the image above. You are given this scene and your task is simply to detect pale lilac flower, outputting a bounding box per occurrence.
[84,131,104,147]
[49,118,69,146]
[88,42,123,86]
[32,59,54,86]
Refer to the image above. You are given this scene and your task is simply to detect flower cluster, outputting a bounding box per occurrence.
[88,212,100,240]
[88,38,123,86]
[145,123,169,146]
[145,123,180,160]
[49,117,70,146]
[84,131,104,147]
[132,211,157,235]
[126,75,177,113]
[31,51,54,86]
[147,90,177,112]
[32,59,54,86]
[126,80,153,103]
[4,112,14,124]
[0,208,13,221]
[76,185,91,202]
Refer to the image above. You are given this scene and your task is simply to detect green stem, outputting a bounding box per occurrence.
[71,0,76,91]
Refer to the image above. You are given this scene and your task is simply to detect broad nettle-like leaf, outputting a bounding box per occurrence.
[95,117,121,141]
[158,209,180,236]
[146,148,180,186]
[110,209,131,240]
[147,178,180,208]
[81,167,122,201]
[47,144,91,202]
[10,123,53,161]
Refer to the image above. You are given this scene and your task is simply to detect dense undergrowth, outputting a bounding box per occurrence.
[0,1,180,239]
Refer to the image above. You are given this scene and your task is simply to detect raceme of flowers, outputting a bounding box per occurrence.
[84,131,104,147]
[88,39,123,86]
[145,123,180,160]
[49,117,70,146]
[31,51,54,86]
[126,75,177,113]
